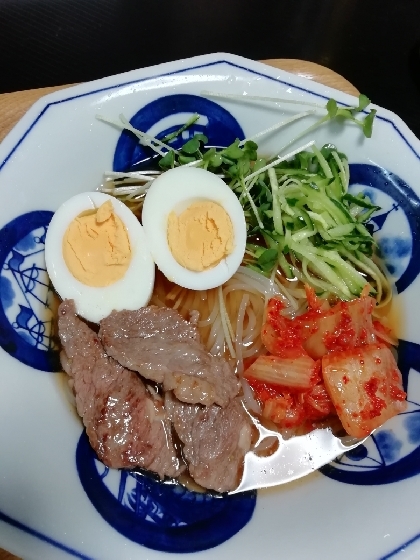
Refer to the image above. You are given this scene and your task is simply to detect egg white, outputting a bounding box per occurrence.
[142,166,247,290]
[45,192,155,323]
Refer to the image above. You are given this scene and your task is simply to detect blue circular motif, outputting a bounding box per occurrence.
[349,164,420,294]
[345,444,368,461]
[321,164,420,485]
[113,94,245,172]
[0,211,60,372]
[76,432,256,553]
[321,339,420,485]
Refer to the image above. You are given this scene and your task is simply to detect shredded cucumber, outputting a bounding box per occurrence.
[243,146,391,304]
[99,94,390,305]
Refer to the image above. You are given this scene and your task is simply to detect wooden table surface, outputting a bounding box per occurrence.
[0,58,358,560]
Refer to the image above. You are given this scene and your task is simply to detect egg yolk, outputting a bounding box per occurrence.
[167,201,234,272]
[62,200,131,287]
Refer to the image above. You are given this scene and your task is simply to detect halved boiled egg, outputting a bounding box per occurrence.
[142,166,246,290]
[45,192,154,323]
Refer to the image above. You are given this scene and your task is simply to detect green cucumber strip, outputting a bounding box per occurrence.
[312,144,333,179]
[268,168,283,235]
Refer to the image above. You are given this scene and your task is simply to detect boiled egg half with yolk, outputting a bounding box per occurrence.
[142,166,246,290]
[45,192,155,323]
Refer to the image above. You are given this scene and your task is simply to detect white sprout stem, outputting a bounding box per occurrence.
[239,175,258,203]
[241,177,264,229]
[96,115,164,155]
[178,111,315,168]
[201,90,325,109]
[270,114,330,159]
[244,141,315,184]
[96,114,179,157]
[100,184,150,196]
[182,158,204,168]
[238,110,316,147]
[104,171,160,179]
[118,114,180,155]
[104,175,156,185]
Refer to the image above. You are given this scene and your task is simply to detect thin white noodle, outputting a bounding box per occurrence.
[223,297,236,344]
[198,301,219,328]
[150,295,166,308]
[206,324,219,349]
[210,312,227,356]
[243,340,264,358]
[273,277,299,310]
[232,275,270,297]
[236,266,281,294]
[235,269,284,300]
[374,327,398,346]
[240,378,262,415]
[279,284,307,299]
[222,283,264,298]
[296,300,309,316]
[235,294,249,376]
[242,306,257,341]
[173,290,186,310]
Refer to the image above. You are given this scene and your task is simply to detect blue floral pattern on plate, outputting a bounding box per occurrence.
[0,210,60,372]
[1,64,420,557]
[349,164,420,293]
[113,93,245,172]
[76,432,256,553]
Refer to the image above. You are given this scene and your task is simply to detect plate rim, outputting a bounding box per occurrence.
[1,51,420,560]
[1,53,419,174]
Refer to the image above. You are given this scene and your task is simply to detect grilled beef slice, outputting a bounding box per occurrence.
[99,306,240,407]
[165,392,252,493]
[58,300,184,479]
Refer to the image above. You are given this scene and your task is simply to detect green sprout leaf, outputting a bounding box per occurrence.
[181,137,200,154]
[357,94,371,112]
[222,140,244,160]
[210,152,223,167]
[158,150,175,169]
[237,157,251,177]
[363,109,377,138]
[202,147,216,161]
[181,133,208,155]
[179,154,197,164]
[326,98,338,118]
[194,133,208,144]
[257,248,278,271]
[244,140,258,152]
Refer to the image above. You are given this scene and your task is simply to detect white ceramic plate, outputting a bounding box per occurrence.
[1,53,420,560]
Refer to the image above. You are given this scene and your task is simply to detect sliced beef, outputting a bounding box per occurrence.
[166,392,252,493]
[99,306,240,408]
[58,299,184,479]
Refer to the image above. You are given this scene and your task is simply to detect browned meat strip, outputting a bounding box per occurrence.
[165,392,252,493]
[58,299,184,479]
[99,306,240,408]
